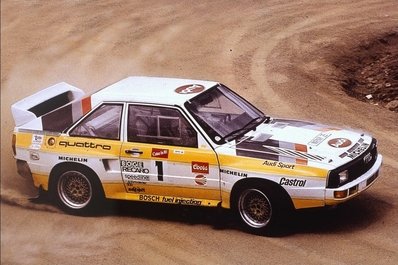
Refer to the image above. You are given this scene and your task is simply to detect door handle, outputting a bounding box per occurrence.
[125,149,143,155]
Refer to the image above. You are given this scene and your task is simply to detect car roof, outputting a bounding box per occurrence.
[90,76,218,107]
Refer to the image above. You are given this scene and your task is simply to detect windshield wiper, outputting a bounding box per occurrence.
[222,116,266,143]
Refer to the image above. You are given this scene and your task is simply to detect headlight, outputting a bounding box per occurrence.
[338,170,349,184]
[327,168,352,188]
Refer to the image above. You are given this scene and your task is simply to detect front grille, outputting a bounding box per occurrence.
[327,138,378,188]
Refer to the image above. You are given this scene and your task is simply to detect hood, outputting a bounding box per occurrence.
[226,118,374,169]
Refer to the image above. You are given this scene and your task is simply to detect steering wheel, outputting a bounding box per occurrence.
[81,124,96,136]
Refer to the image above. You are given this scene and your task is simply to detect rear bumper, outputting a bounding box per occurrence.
[16,160,32,179]
[325,154,382,205]
[16,159,49,190]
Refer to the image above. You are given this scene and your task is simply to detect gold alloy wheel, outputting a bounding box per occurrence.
[238,188,272,228]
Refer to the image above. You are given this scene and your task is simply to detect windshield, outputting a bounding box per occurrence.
[185,84,266,144]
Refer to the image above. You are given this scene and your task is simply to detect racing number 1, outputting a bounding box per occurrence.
[155,161,163,181]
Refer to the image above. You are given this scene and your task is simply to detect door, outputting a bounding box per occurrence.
[120,104,221,206]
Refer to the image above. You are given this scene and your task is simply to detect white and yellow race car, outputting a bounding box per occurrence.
[12,76,382,234]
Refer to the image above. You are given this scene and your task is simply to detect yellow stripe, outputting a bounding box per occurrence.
[15,132,34,148]
[103,183,220,207]
[120,142,218,164]
[220,193,325,210]
[218,154,328,178]
[16,132,121,157]
[292,198,325,209]
[103,183,220,200]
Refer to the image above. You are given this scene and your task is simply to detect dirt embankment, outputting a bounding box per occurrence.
[335,30,398,112]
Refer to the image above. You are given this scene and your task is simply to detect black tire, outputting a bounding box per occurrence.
[234,185,288,235]
[51,165,104,215]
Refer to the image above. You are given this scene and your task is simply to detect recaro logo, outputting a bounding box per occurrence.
[328,138,352,148]
[192,161,209,174]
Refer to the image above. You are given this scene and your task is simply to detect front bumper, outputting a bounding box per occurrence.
[325,154,382,205]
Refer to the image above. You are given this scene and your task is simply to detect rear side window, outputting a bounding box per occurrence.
[70,104,123,140]
[128,105,197,148]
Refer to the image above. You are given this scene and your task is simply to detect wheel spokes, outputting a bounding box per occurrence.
[58,171,92,209]
[239,189,272,228]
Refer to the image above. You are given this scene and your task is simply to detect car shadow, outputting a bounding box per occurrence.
[287,193,390,235]
[101,199,237,231]
[29,191,390,237]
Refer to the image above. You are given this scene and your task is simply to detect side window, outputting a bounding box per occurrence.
[70,104,123,140]
[128,105,197,148]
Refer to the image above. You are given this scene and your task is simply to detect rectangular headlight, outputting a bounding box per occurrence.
[338,170,349,184]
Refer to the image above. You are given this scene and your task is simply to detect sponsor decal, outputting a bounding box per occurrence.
[308,132,332,146]
[122,161,150,189]
[339,142,369,159]
[139,195,160,202]
[173,150,185,155]
[279,177,306,187]
[128,187,145,193]
[138,195,202,206]
[162,197,175,203]
[58,156,88,163]
[30,134,44,149]
[263,160,295,170]
[174,198,202,206]
[195,175,207,185]
[220,169,248,178]
[121,160,149,173]
[151,148,169,158]
[32,134,44,145]
[59,141,111,150]
[328,138,352,148]
[192,161,209,174]
[124,174,150,182]
[175,84,205,94]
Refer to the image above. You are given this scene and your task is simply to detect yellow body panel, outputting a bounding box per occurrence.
[103,183,220,207]
[218,154,329,178]
[15,131,332,210]
[291,198,325,208]
[32,173,49,190]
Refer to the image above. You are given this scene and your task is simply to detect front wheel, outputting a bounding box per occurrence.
[52,166,103,215]
[238,188,273,229]
[235,186,287,235]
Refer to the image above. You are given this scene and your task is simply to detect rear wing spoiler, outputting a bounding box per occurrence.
[11,82,89,131]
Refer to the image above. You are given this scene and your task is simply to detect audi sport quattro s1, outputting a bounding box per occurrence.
[11,76,382,235]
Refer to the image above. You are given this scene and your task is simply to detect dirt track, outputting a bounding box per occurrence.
[1,1,398,264]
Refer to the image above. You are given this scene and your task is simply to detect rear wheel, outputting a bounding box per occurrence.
[52,165,103,215]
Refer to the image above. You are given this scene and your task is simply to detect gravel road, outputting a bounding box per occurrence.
[1,1,398,264]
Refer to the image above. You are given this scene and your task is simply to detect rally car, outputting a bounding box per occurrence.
[12,76,382,234]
